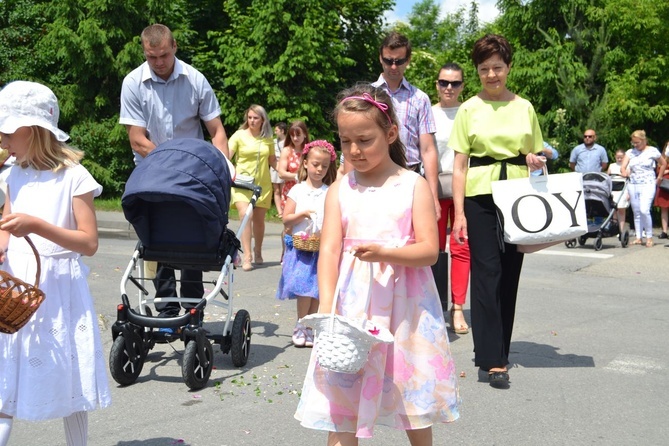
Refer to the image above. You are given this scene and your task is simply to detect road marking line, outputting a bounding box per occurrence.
[535,250,614,259]
[603,354,664,375]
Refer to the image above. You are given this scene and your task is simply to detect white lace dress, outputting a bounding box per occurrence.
[0,164,112,420]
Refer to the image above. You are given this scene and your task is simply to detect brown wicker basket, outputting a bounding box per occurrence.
[0,236,45,334]
[292,233,320,252]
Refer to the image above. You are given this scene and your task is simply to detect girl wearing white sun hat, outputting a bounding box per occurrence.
[0,80,111,446]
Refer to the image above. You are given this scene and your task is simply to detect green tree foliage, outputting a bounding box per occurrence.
[496,0,669,159]
[393,0,484,105]
[0,0,50,85]
[204,0,391,140]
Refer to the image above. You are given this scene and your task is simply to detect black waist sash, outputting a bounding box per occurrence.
[469,154,526,180]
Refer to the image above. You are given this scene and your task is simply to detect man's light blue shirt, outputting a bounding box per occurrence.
[120,57,221,164]
[569,143,608,173]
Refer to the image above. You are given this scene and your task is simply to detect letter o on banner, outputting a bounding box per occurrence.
[511,194,553,233]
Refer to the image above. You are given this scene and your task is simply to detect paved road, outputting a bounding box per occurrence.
[7,213,669,445]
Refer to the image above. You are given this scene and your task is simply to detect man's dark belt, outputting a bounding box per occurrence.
[469,154,526,180]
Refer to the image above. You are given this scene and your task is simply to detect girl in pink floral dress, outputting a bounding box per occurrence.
[294,85,460,445]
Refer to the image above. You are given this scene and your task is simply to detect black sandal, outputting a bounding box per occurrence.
[488,370,509,388]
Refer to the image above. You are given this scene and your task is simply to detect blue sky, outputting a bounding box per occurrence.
[388,0,500,24]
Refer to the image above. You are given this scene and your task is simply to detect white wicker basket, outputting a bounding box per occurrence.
[300,262,393,374]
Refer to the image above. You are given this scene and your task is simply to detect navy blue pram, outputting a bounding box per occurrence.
[110,138,260,390]
[123,137,231,258]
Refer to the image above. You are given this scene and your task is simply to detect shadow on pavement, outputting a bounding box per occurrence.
[117,438,191,446]
[511,340,595,368]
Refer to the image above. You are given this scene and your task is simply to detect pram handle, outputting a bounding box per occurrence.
[232,182,262,196]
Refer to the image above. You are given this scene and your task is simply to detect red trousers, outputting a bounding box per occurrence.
[437,198,471,305]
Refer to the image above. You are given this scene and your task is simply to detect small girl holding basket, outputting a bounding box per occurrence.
[276,140,337,347]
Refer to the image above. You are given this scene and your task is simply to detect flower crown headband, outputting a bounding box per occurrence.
[339,92,392,124]
[303,139,336,162]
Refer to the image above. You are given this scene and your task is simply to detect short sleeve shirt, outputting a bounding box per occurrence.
[119,58,221,164]
[449,96,544,196]
[287,183,328,233]
[372,75,436,166]
[626,146,661,184]
[569,143,608,173]
[432,104,459,173]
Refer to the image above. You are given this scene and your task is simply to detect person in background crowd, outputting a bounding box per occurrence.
[271,122,287,218]
[569,129,607,173]
[229,105,277,270]
[654,141,669,239]
[372,31,441,219]
[530,141,558,176]
[607,149,630,234]
[432,62,470,334]
[278,121,310,206]
[621,130,665,247]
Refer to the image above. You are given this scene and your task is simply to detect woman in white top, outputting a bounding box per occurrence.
[621,130,666,247]
[432,62,471,335]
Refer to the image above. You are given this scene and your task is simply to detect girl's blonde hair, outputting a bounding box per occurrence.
[297,140,338,185]
[20,126,83,171]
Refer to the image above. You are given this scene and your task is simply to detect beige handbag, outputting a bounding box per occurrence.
[437,172,453,199]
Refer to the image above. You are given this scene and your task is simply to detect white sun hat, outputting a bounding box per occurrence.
[0,80,69,141]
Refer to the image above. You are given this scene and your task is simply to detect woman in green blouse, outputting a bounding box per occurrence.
[449,34,545,388]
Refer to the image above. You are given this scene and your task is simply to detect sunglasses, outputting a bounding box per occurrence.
[584,135,595,138]
[437,79,463,88]
[381,56,408,66]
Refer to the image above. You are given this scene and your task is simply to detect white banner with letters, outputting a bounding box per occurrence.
[491,172,587,245]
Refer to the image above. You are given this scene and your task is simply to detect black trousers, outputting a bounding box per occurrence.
[465,195,524,370]
[153,264,204,315]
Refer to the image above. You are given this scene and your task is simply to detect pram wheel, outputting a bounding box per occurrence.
[565,239,577,249]
[594,235,603,251]
[578,235,587,246]
[231,309,251,367]
[182,338,214,390]
[109,331,145,386]
[621,229,629,248]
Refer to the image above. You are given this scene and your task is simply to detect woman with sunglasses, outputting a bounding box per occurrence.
[432,62,471,335]
[449,34,545,388]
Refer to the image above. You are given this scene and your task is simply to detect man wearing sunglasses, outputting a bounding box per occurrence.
[569,129,608,172]
[372,31,441,219]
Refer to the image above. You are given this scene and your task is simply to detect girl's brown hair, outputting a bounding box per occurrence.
[332,83,406,168]
[283,120,310,150]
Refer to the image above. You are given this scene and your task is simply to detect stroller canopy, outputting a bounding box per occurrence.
[122,138,232,252]
[582,172,613,215]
